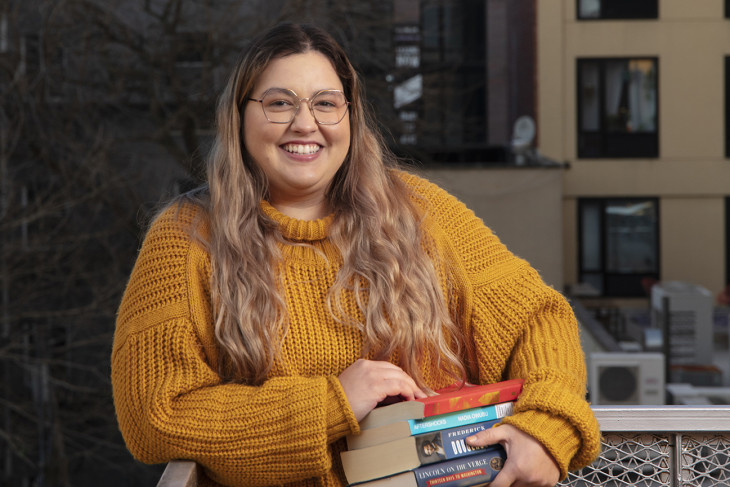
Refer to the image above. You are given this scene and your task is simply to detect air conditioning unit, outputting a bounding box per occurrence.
[589,352,665,405]
[651,281,713,366]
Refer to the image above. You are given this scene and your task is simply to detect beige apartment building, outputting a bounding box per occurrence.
[537,0,730,302]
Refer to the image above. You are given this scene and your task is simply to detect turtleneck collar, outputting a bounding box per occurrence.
[260,200,333,242]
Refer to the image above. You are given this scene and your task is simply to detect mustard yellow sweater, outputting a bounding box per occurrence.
[112,172,600,486]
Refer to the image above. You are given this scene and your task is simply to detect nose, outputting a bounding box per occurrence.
[290,99,317,132]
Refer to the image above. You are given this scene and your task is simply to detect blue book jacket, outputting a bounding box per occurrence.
[408,401,514,435]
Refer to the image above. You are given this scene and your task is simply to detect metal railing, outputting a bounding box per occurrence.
[157,460,198,487]
[560,406,730,487]
[157,406,730,487]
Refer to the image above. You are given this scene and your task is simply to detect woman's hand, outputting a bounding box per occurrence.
[466,424,560,487]
[338,359,427,421]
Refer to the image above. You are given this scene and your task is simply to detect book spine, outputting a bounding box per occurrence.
[413,445,506,487]
[422,381,523,417]
[408,401,513,436]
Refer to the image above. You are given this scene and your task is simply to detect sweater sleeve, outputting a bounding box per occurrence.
[401,172,601,478]
[468,267,602,477]
[111,204,358,487]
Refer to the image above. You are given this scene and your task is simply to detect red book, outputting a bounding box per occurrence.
[421,379,523,416]
[358,379,524,432]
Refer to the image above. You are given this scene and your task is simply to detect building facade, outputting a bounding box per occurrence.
[538,0,730,300]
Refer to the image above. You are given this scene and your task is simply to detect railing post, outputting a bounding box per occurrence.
[672,432,681,487]
[157,460,198,487]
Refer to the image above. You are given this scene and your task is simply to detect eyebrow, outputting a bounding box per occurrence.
[257,87,344,97]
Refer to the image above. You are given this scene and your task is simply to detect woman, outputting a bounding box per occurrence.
[111,23,600,487]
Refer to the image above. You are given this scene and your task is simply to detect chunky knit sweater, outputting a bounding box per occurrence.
[112,171,601,487]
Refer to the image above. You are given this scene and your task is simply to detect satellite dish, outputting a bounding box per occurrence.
[511,115,536,149]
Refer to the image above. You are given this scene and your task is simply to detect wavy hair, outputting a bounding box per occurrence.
[185,23,465,388]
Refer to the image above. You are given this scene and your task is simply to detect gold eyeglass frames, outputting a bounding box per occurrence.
[247,88,350,125]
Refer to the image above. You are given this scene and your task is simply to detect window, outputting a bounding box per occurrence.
[726,57,730,158]
[577,0,658,20]
[579,198,659,297]
[424,0,487,146]
[577,58,658,158]
[391,0,487,152]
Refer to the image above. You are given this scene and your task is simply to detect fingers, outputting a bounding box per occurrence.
[338,359,426,421]
[368,360,427,400]
[465,425,561,487]
[369,362,424,400]
[465,428,512,487]
[489,469,517,487]
[464,427,512,487]
[465,423,507,447]
[357,359,427,399]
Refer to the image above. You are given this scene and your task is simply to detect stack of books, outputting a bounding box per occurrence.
[340,379,524,486]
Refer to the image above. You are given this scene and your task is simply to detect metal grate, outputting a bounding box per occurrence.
[155,407,730,487]
[557,407,730,487]
[680,434,730,486]
[560,433,672,487]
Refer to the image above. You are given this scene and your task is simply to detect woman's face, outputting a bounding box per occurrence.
[242,50,351,218]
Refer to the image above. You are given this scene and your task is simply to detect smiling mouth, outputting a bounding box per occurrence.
[282,143,321,155]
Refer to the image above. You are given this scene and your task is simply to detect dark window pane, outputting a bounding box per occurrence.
[578,198,659,297]
[605,200,657,273]
[726,57,730,158]
[604,273,658,297]
[580,62,601,130]
[578,0,658,20]
[581,201,602,271]
[581,272,604,295]
[603,133,658,158]
[577,58,658,158]
[578,132,604,158]
[603,0,657,19]
[397,0,486,153]
[604,60,656,134]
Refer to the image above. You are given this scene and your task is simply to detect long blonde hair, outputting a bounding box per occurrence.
[184,23,465,387]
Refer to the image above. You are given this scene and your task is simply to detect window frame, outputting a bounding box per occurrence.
[578,197,660,297]
[576,0,658,20]
[576,57,659,159]
[726,56,730,158]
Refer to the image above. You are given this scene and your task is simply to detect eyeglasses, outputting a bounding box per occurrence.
[247,88,350,125]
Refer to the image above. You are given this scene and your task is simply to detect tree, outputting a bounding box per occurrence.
[1,1,157,484]
[0,1,401,485]
[0,0,248,484]
[2,0,500,484]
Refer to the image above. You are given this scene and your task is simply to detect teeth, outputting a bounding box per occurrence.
[283,143,320,155]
